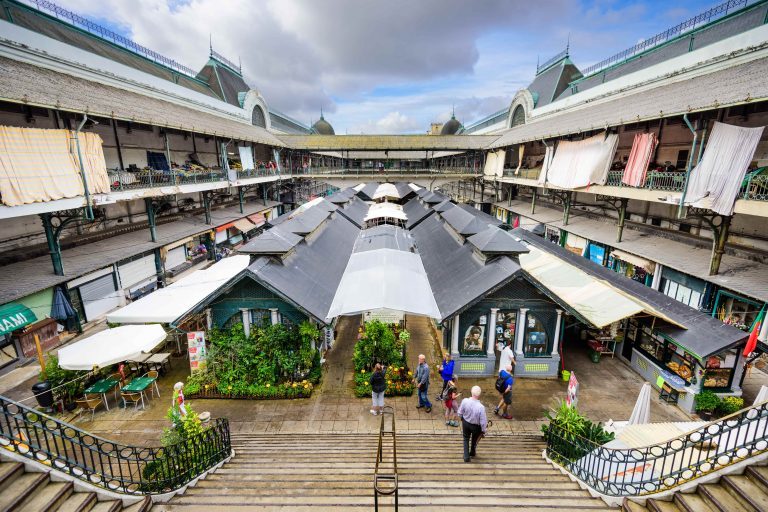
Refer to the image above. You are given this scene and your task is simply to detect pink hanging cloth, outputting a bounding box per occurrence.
[622,132,658,187]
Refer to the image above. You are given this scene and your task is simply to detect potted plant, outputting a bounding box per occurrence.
[695,390,721,420]
[716,396,744,417]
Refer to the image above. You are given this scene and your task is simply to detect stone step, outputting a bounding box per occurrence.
[56,492,99,512]
[19,480,73,511]
[157,505,610,512]
[89,500,122,512]
[698,482,747,512]
[183,487,592,498]
[224,460,553,469]
[0,471,49,510]
[194,478,580,490]
[720,474,768,511]
[746,465,768,494]
[673,491,717,512]
[643,498,679,512]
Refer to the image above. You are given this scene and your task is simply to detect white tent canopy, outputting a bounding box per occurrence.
[372,183,400,200]
[327,248,440,320]
[58,324,167,370]
[106,255,249,324]
[364,202,407,222]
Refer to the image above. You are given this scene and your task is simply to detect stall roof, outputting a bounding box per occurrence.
[238,226,302,255]
[364,202,407,222]
[440,206,492,236]
[326,188,357,204]
[106,256,250,324]
[456,204,503,227]
[514,230,748,358]
[433,199,454,213]
[58,324,167,371]
[402,198,433,229]
[280,205,333,236]
[336,196,371,228]
[422,191,448,204]
[468,227,530,254]
[372,183,400,200]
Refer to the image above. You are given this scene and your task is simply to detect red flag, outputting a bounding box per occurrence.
[512,216,520,229]
[743,311,764,357]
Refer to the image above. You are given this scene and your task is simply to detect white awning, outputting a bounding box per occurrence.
[364,202,407,222]
[519,246,679,328]
[353,183,366,191]
[327,248,440,320]
[372,183,399,200]
[58,324,167,370]
[611,249,656,273]
[106,255,250,324]
[409,183,422,192]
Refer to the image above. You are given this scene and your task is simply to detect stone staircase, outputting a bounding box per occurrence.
[156,432,615,511]
[0,458,151,512]
[622,464,768,512]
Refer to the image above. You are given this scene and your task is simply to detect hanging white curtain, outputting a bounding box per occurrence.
[483,151,497,177]
[546,132,619,189]
[685,121,764,216]
[622,132,658,187]
[238,146,254,170]
[538,144,554,185]
[514,145,524,175]
[495,149,506,177]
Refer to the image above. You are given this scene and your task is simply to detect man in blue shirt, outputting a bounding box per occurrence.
[494,364,514,419]
[437,353,455,401]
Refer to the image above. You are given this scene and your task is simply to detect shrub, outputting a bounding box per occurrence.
[353,368,414,398]
[694,391,721,413]
[353,320,408,372]
[541,400,615,464]
[716,396,744,416]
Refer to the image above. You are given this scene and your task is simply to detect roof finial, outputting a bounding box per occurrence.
[238,55,242,74]
[566,33,570,55]
[320,106,324,120]
[451,104,455,119]
[209,34,213,55]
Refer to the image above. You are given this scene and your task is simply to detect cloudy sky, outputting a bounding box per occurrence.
[59,0,713,133]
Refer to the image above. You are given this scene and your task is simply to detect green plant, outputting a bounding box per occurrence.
[542,400,614,464]
[716,396,744,416]
[353,320,406,372]
[695,391,721,413]
[39,354,87,403]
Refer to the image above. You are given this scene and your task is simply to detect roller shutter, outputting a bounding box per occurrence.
[165,246,187,270]
[79,273,120,322]
[118,255,156,289]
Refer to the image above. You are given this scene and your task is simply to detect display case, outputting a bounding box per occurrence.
[702,350,736,390]
[635,327,696,385]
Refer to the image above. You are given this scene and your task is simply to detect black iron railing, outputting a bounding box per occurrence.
[374,405,398,511]
[544,400,768,497]
[0,394,231,494]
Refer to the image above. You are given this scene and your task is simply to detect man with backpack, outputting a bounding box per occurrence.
[494,364,514,419]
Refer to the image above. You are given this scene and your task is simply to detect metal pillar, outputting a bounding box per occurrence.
[238,186,245,214]
[531,188,537,214]
[262,183,267,205]
[203,192,212,224]
[563,191,572,226]
[154,248,166,288]
[710,216,731,276]
[616,198,629,243]
[145,198,158,242]
[40,213,64,276]
[111,118,125,171]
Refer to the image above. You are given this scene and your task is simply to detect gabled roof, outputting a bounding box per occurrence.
[422,191,447,204]
[402,198,433,229]
[468,227,530,254]
[528,58,582,108]
[357,182,380,201]
[326,188,357,204]
[280,204,333,235]
[432,199,454,213]
[336,196,371,228]
[439,206,492,236]
[238,227,302,255]
[455,203,503,226]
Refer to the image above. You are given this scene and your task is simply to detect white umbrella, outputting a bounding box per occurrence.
[58,324,167,370]
[628,382,652,425]
[753,385,768,406]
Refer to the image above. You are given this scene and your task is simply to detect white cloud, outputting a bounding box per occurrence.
[351,112,420,134]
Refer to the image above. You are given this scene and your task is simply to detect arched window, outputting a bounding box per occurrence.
[523,312,549,357]
[251,106,266,128]
[511,105,526,128]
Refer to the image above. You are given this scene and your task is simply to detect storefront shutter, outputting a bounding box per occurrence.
[165,246,187,270]
[79,273,120,322]
[118,255,156,289]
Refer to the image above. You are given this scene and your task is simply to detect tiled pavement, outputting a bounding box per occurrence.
[0,200,278,304]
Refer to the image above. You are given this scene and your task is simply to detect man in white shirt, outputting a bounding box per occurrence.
[499,340,516,374]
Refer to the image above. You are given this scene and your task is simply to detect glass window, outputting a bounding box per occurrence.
[250,309,270,328]
[461,316,487,355]
[703,350,736,390]
[523,313,549,357]
[493,310,517,349]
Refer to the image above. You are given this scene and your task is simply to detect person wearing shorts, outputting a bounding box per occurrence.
[443,378,460,427]
[369,363,386,415]
[494,364,514,419]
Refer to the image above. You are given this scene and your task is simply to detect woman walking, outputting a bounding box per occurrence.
[369,363,386,415]
[443,378,460,427]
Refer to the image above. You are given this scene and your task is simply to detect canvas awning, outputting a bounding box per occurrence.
[611,249,656,273]
[106,255,249,324]
[364,202,407,222]
[519,246,680,328]
[232,218,256,233]
[327,248,440,320]
[0,303,37,336]
[248,213,266,226]
[58,324,167,370]
[372,183,399,200]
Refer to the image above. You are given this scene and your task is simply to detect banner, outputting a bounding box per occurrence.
[566,371,579,408]
[187,331,207,373]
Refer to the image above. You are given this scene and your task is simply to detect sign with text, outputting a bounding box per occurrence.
[187,331,207,373]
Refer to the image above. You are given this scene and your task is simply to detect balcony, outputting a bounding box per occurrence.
[604,170,686,192]
[108,168,228,191]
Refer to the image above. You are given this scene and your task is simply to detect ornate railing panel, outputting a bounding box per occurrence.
[740,174,768,201]
[108,169,229,191]
[603,170,686,192]
[544,400,768,497]
[0,394,231,494]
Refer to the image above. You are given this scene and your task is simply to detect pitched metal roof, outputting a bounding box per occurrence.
[402,198,433,229]
[491,56,768,148]
[468,227,530,254]
[238,226,302,255]
[432,199,454,212]
[514,229,748,358]
[326,187,357,204]
[276,134,499,151]
[439,206,494,236]
[455,203,503,226]
[280,205,332,235]
[336,196,370,228]
[422,191,448,204]
[0,56,285,147]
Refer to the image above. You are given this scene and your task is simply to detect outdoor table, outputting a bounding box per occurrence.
[121,377,157,408]
[127,353,152,374]
[146,352,171,373]
[84,378,119,411]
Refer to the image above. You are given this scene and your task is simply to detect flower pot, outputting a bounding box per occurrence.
[561,370,571,382]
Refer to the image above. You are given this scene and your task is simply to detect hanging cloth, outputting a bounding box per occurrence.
[622,132,658,187]
[685,121,764,216]
[538,144,554,186]
[514,144,525,175]
[495,149,506,178]
[483,151,497,177]
[546,132,619,189]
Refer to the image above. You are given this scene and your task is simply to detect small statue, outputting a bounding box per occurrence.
[172,382,187,417]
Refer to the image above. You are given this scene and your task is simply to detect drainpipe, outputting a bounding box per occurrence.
[74,115,94,221]
[677,114,698,219]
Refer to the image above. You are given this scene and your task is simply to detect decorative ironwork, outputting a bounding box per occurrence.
[210,48,242,75]
[23,0,198,77]
[580,0,756,77]
[374,405,398,511]
[0,394,231,494]
[537,48,569,74]
[545,399,768,497]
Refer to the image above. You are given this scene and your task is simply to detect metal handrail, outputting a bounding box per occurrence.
[374,404,398,511]
[544,399,768,497]
[0,393,231,494]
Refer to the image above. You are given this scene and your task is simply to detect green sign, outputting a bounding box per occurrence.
[0,303,37,335]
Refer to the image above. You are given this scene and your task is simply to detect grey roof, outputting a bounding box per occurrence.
[393,182,416,200]
[326,188,357,204]
[238,226,302,255]
[439,206,493,236]
[455,204,503,227]
[432,199,454,213]
[513,229,748,358]
[402,198,433,229]
[248,213,361,321]
[356,182,380,201]
[528,58,582,108]
[196,60,249,107]
[468,227,530,255]
[336,196,370,228]
[416,188,430,198]
[422,191,447,204]
[353,225,415,253]
[413,214,521,320]
[491,57,768,148]
[0,57,285,147]
[280,205,332,235]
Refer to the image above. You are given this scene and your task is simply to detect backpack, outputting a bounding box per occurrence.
[495,375,507,394]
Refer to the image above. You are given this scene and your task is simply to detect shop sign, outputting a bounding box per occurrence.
[323,327,334,349]
[364,308,404,324]
[566,371,579,408]
[187,331,207,373]
[0,304,37,335]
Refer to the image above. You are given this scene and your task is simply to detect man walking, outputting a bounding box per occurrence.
[457,386,488,462]
[494,364,514,419]
[414,354,432,412]
[499,339,515,373]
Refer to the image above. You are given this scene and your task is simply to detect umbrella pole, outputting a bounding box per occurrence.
[34,334,45,372]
